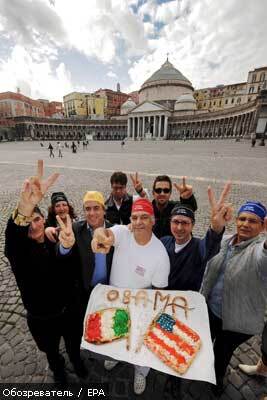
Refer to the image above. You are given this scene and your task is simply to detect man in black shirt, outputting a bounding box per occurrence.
[5,161,86,383]
[105,171,133,225]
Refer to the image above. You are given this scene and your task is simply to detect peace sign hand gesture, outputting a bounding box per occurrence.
[19,160,59,217]
[130,172,143,194]
[56,214,75,249]
[174,177,193,199]
[208,181,233,234]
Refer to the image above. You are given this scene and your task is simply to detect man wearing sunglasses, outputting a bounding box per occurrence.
[131,174,198,238]
[201,200,267,394]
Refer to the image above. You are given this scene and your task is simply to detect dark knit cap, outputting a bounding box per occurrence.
[171,205,195,222]
[51,192,68,206]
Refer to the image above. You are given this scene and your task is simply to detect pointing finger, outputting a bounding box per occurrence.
[182,176,186,188]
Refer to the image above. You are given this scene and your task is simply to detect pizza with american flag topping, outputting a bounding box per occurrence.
[144,313,201,374]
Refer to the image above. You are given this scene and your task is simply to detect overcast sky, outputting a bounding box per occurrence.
[0,0,266,101]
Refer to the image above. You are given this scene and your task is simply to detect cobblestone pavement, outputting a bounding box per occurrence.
[0,140,267,399]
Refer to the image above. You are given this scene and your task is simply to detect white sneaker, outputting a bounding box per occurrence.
[104,360,119,371]
[238,360,267,377]
[134,372,146,395]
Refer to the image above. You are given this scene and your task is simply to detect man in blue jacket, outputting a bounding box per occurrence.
[162,183,232,291]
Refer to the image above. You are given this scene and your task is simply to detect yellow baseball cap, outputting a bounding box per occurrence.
[83,191,105,207]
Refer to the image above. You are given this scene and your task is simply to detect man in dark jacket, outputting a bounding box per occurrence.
[4,160,86,383]
[60,191,114,317]
[105,171,133,225]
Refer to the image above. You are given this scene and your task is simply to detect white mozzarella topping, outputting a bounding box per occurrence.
[101,310,116,340]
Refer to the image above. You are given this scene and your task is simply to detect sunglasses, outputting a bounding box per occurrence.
[154,188,171,194]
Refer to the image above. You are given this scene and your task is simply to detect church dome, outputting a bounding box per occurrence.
[175,93,197,111]
[144,59,191,85]
[139,58,194,105]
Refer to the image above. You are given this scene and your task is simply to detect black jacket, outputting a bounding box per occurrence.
[4,217,79,318]
[71,219,114,292]
[152,194,198,238]
[105,193,133,225]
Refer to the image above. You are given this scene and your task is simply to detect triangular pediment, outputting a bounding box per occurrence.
[130,101,169,114]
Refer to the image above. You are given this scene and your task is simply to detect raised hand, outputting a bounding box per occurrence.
[56,214,75,249]
[130,172,143,193]
[91,228,114,254]
[208,181,233,233]
[19,160,59,216]
[174,176,193,199]
[45,226,60,243]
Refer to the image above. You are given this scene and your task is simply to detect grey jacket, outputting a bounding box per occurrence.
[201,234,267,334]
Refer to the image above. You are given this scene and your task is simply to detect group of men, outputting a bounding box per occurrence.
[4,160,267,397]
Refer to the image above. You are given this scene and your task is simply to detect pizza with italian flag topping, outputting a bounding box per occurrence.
[144,313,201,374]
[85,308,130,344]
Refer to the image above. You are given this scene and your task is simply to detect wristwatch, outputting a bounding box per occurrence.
[12,208,33,226]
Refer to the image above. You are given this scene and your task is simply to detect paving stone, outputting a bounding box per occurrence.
[240,385,257,400]
[1,365,13,378]
[13,363,25,377]
[224,384,243,400]
[1,349,13,365]
[229,371,245,389]
[25,363,36,375]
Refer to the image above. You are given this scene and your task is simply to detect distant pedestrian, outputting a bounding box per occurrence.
[48,143,54,158]
[251,132,256,147]
[121,140,125,149]
[40,142,44,147]
[71,141,77,154]
[57,142,63,158]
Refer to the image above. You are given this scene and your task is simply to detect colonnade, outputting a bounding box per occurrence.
[127,115,169,139]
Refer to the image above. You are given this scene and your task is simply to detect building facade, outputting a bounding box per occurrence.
[94,88,129,118]
[0,92,45,118]
[2,60,267,142]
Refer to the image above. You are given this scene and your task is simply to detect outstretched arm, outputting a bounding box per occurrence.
[18,160,59,217]
[208,181,232,234]
[174,177,197,211]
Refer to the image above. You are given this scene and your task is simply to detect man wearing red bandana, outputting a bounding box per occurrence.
[92,198,170,395]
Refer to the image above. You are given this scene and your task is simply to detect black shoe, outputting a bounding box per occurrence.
[53,369,68,385]
[72,358,88,379]
[48,354,65,371]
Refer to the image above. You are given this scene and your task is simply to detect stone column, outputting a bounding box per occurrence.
[137,117,140,139]
[152,115,156,138]
[163,116,168,138]
[158,115,162,138]
[133,117,136,140]
[127,117,131,138]
[142,117,145,138]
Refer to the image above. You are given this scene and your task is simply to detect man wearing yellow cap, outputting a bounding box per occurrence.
[59,191,114,316]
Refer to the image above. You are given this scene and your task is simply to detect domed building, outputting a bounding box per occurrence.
[174,93,197,114]
[139,58,194,110]
[126,57,197,140]
[120,98,136,115]
[125,57,258,141]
